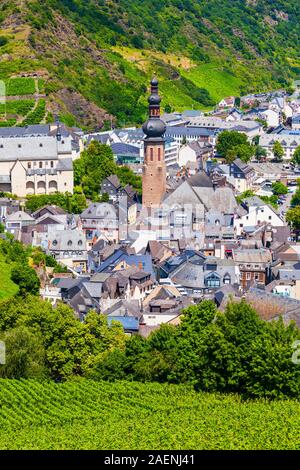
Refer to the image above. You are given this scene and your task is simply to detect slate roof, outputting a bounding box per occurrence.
[111,142,140,155]
[81,202,117,219]
[147,240,171,261]
[0,125,50,137]
[82,281,103,298]
[103,299,140,317]
[53,277,83,290]
[182,110,202,118]
[56,158,73,171]
[87,134,110,145]
[106,174,121,188]
[47,230,87,251]
[90,272,111,283]
[165,126,216,138]
[233,158,254,174]
[187,171,214,188]
[32,205,67,218]
[6,211,34,222]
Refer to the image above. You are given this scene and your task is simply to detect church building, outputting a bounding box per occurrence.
[142,77,166,208]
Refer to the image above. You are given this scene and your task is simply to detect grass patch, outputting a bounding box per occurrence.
[0,256,18,300]
[181,62,242,103]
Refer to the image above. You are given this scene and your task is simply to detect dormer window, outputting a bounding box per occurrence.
[67,240,72,246]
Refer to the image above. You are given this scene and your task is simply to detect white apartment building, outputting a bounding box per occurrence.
[260,132,300,160]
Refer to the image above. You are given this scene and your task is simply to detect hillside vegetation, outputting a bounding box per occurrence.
[0,0,299,128]
[0,255,18,300]
[0,379,299,450]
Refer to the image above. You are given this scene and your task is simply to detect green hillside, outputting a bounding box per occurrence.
[0,379,299,450]
[0,0,299,128]
[0,255,18,300]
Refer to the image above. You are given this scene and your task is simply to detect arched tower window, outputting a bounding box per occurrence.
[158,148,161,161]
[150,148,154,161]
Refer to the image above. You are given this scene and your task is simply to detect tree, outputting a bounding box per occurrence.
[225,149,237,164]
[0,326,46,379]
[216,130,248,157]
[286,207,300,231]
[255,145,267,161]
[233,143,255,163]
[291,188,300,207]
[272,141,284,161]
[216,131,254,163]
[255,118,268,130]
[100,192,110,202]
[25,192,87,214]
[75,141,142,200]
[292,146,300,166]
[0,294,127,380]
[272,181,288,195]
[11,264,40,297]
[236,190,255,204]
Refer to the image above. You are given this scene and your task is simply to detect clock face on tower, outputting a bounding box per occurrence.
[142,77,166,208]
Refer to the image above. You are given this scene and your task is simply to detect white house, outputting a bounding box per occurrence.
[218,97,235,109]
[260,109,280,128]
[234,196,285,236]
[5,210,35,234]
[269,97,293,118]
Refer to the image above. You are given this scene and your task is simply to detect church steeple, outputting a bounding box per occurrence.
[143,76,166,140]
[142,77,166,208]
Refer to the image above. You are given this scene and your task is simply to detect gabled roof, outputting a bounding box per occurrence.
[232,158,254,174]
[0,124,50,138]
[6,211,34,222]
[105,174,121,189]
[147,240,171,261]
[32,205,67,218]
[81,202,117,219]
[186,171,213,188]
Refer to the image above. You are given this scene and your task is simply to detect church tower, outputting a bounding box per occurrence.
[142,77,166,208]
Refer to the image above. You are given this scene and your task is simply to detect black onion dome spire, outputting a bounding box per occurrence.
[142,76,166,139]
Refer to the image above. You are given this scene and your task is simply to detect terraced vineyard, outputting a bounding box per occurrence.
[0,379,299,450]
[0,77,46,125]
